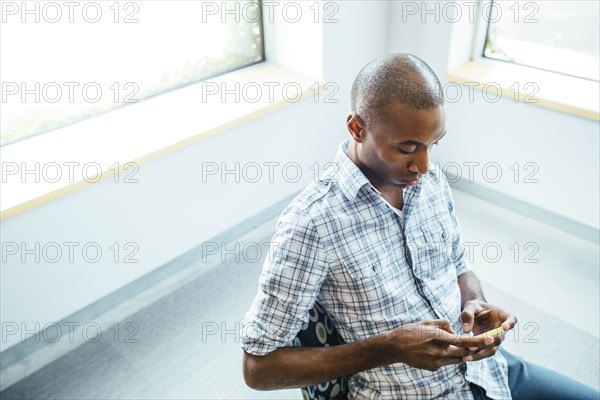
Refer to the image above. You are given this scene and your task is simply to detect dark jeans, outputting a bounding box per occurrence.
[470,347,600,400]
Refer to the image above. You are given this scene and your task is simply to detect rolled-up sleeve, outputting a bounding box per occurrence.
[241,205,329,356]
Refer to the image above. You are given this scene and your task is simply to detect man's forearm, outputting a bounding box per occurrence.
[243,333,389,390]
[457,271,487,309]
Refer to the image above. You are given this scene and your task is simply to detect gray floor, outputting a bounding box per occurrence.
[1,188,599,399]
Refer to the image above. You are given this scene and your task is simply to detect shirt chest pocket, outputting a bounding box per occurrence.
[339,245,399,282]
[413,214,457,277]
[333,244,409,316]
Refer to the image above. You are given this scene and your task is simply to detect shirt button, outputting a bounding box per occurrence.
[442,232,447,239]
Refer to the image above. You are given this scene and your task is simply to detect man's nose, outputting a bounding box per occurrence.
[408,151,429,175]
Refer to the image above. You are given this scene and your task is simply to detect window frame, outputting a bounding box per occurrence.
[1,0,267,147]
[0,0,325,220]
[445,0,599,122]
[471,0,599,82]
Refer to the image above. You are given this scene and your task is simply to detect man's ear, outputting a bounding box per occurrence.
[346,114,365,142]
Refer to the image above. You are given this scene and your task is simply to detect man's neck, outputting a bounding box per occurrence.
[346,140,405,210]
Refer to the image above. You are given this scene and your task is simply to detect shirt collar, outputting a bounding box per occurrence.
[333,139,376,203]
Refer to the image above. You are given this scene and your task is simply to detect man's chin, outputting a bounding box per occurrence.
[398,177,420,186]
[389,180,409,188]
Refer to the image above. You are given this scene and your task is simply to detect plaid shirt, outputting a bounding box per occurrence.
[242,140,512,399]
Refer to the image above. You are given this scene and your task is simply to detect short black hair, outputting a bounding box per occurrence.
[350,53,444,129]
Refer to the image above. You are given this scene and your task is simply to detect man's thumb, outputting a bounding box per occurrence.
[461,306,477,334]
[433,319,456,334]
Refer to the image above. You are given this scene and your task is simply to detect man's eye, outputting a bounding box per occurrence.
[398,146,417,154]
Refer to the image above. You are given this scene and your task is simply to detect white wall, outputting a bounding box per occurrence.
[0,1,390,352]
[387,1,600,230]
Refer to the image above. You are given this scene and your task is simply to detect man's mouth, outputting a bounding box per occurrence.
[401,176,421,185]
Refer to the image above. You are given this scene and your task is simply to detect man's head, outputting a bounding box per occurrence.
[347,53,446,189]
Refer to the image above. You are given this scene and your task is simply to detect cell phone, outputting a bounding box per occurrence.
[477,325,506,338]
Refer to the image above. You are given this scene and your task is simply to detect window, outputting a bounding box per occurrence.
[481,0,599,81]
[0,0,264,146]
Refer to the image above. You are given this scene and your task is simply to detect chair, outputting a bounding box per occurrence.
[293,301,350,400]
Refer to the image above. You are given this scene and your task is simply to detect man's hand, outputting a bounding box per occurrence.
[460,300,518,362]
[243,318,495,390]
[382,319,494,371]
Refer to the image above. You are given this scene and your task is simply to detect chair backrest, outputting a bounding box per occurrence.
[293,301,350,400]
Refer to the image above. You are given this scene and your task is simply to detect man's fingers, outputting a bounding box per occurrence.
[460,311,474,333]
[460,302,484,333]
[437,357,467,368]
[429,319,456,334]
[446,324,457,335]
[445,345,473,358]
[501,314,518,332]
[463,346,500,362]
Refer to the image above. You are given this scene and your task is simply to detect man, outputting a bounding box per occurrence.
[240,54,599,399]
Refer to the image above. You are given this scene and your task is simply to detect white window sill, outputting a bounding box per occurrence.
[446,60,599,121]
[0,63,323,220]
